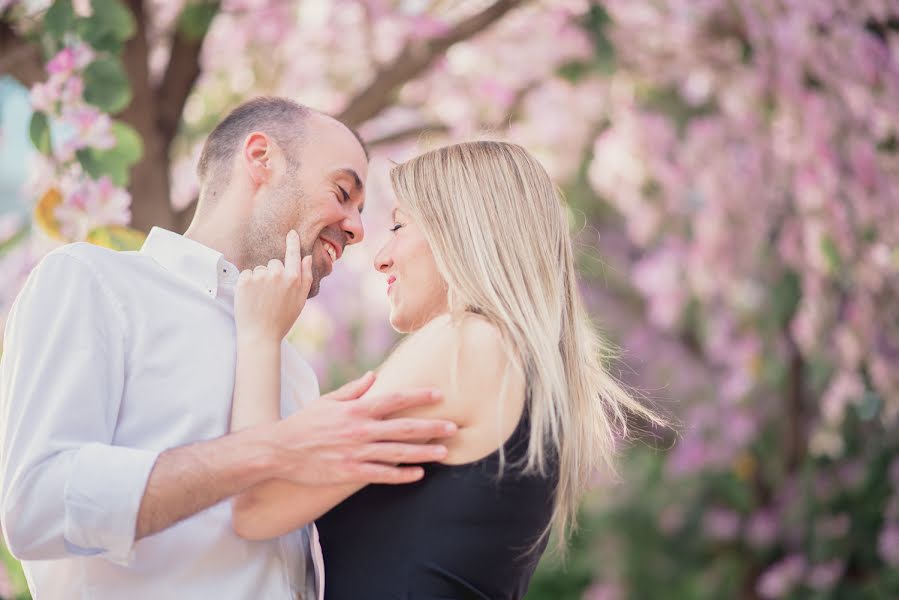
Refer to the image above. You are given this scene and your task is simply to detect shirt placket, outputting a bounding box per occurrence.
[311,523,325,600]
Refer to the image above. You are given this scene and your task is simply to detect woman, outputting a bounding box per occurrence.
[229,141,665,599]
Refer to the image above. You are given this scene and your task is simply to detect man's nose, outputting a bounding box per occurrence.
[343,210,364,245]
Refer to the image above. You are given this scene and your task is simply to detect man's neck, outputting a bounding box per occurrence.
[183,221,245,270]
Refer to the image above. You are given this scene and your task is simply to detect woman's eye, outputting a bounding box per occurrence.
[389,223,404,233]
[336,187,349,202]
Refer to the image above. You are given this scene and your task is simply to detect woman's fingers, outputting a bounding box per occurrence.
[300,255,313,295]
[284,229,301,277]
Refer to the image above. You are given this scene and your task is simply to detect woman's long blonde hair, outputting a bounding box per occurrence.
[390,141,667,549]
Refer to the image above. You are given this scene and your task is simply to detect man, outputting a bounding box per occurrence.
[0,97,455,599]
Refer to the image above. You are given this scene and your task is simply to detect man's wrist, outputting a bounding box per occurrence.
[226,424,284,487]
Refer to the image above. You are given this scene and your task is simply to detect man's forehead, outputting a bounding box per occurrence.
[307,115,367,162]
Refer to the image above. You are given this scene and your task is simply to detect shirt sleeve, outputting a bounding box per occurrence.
[0,249,159,564]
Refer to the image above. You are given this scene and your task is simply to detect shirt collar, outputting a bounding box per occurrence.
[140,227,240,299]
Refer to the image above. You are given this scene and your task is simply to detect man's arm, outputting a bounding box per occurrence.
[0,250,455,561]
[135,389,455,540]
[0,250,149,562]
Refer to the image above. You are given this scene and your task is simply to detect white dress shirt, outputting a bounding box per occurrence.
[0,227,324,599]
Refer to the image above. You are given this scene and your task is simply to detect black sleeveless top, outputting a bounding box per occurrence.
[315,408,557,600]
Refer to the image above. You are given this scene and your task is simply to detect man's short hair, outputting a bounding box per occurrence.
[196,97,309,199]
[195,97,369,202]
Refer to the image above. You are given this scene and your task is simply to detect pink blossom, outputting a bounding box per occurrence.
[54,174,132,241]
[60,76,85,104]
[406,15,450,41]
[814,513,851,540]
[821,371,865,425]
[658,504,685,534]
[582,582,624,600]
[702,507,741,541]
[746,510,779,549]
[632,243,688,330]
[46,43,94,77]
[757,555,806,599]
[60,105,116,151]
[30,79,63,113]
[879,524,899,567]
[805,559,845,591]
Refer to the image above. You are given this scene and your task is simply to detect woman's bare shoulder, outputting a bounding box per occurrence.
[369,313,524,427]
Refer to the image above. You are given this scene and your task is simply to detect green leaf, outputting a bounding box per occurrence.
[856,391,883,421]
[771,270,801,328]
[83,57,132,113]
[0,221,31,258]
[109,121,143,163]
[76,120,144,186]
[87,225,146,251]
[178,1,219,41]
[29,112,52,155]
[44,0,76,38]
[821,236,842,274]
[76,0,136,52]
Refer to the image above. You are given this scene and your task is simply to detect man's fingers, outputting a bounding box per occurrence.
[349,463,425,485]
[284,229,301,275]
[365,418,457,442]
[326,371,376,401]
[364,389,443,418]
[351,442,447,464]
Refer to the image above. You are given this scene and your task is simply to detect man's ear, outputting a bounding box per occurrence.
[243,132,271,186]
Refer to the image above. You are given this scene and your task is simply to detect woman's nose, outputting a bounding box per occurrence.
[374,244,393,273]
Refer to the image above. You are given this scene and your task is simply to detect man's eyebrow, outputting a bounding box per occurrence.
[331,168,364,193]
[331,168,365,213]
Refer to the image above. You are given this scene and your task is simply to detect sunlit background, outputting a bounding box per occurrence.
[1,0,899,598]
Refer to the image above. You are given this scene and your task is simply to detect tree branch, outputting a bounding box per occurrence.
[0,21,45,86]
[155,22,211,148]
[337,0,526,127]
[366,122,449,148]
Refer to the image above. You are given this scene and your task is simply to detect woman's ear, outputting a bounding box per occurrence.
[243,132,271,186]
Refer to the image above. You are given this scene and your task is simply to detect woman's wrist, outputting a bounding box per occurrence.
[236,326,283,348]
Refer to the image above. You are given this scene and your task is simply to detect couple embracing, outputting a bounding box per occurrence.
[0,97,662,599]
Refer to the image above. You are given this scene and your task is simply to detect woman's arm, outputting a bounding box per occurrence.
[228,232,361,537]
[230,313,524,541]
[228,233,457,539]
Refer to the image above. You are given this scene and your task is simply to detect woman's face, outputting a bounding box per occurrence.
[374,203,449,333]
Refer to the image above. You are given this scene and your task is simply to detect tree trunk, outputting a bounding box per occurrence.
[119,0,175,232]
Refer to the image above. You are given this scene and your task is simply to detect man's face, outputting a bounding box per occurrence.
[244,115,368,297]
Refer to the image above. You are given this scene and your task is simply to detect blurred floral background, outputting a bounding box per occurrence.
[1,0,899,598]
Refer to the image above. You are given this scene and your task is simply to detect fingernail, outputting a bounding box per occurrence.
[434,445,448,457]
[444,422,457,434]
